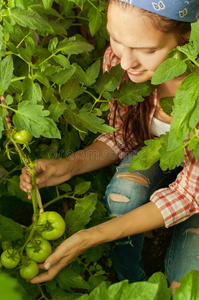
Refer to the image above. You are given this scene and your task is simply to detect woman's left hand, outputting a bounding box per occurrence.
[29,230,90,283]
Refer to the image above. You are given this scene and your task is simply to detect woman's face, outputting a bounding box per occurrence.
[107,3,179,83]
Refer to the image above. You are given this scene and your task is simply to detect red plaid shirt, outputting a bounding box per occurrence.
[96,46,199,227]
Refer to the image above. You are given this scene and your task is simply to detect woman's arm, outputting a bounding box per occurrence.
[20,141,119,196]
[29,201,164,284]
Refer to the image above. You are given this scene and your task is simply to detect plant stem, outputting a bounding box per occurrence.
[87,0,97,9]
[30,169,39,223]
[37,285,50,300]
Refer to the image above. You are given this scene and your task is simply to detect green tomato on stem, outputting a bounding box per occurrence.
[1,249,20,269]
[20,260,39,280]
[1,241,12,251]
[26,236,52,263]
[37,211,66,240]
[13,130,33,144]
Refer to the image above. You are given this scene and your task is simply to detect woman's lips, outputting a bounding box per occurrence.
[127,69,145,76]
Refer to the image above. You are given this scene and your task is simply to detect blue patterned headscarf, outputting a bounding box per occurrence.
[119,0,199,22]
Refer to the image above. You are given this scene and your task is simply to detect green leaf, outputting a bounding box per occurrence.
[106,281,129,300]
[173,270,199,300]
[190,20,199,41]
[48,101,67,122]
[56,267,90,291]
[85,60,101,86]
[129,136,165,171]
[93,64,124,93]
[159,142,185,171]
[13,101,61,139]
[82,244,105,265]
[0,25,4,51]
[9,8,53,32]
[22,78,42,103]
[18,46,32,62]
[53,54,70,68]
[86,281,108,299]
[42,0,54,10]
[148,272,172,300]
[0,55,13,95]
[168,73,199,150]
[74,182,91,195]
[88,7,103,36]
[152,58,187,85]
[49,288,83,300]
[65,193,98,232]
[114,80,154,105]
[48,37,58,53]
[50,66,76,85]
[60,78,85,101]
[0,214,23,241]
[56,38,94,55]
[100,102,109,111]
[35,71,50,88]
[0,271,23,300]
[188,135,199,162]
[159,97,174,116]
[58,183,72,193]
[7,175,29,202]
[0,115,5,138]
[121,281,158,299]
[5,95,13,105]
[64,106,116,135]
[178,43,199,61]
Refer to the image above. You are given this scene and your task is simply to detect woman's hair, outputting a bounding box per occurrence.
[109,0,191,150]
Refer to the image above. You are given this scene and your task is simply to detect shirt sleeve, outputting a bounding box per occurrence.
[150,147,199,228]
[94,46,131,159]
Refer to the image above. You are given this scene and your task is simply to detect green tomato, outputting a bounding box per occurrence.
[37,211,65,240]
[1,249,20,269]
[26,236,52,263]
[1,241,12,251]
[20,260,39,280]
[14,130,33,144]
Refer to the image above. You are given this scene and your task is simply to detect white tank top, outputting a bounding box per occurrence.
[150,117,170,137]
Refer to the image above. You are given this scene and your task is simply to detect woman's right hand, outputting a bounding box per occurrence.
[20,158,73,199]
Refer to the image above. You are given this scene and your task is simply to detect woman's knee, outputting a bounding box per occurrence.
[104,172,151,216]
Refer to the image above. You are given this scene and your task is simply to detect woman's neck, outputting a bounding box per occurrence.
[154,74,186,124]
[157,74,186,99]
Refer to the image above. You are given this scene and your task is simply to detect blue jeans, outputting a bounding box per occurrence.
[104,152,199,283]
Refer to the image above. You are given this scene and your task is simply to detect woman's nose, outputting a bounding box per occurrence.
[120,48,140,70]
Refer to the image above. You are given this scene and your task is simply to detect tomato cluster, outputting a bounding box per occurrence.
[0,211,65,280]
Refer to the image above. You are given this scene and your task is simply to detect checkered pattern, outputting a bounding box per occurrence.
[96,46,199,227]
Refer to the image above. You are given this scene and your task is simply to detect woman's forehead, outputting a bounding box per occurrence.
[107,3,171,48]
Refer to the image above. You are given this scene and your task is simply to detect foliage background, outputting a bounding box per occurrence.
[0,0,199,299]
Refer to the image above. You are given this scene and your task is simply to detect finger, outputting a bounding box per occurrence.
[20,174,32,193]
[30,256,72,284]
[36,165,56,188]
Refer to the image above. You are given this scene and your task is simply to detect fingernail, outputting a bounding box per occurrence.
[45,262,51,270]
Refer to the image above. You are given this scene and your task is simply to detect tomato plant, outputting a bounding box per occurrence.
[37,211,65,240]
[1,249,20,269]
[26,236,52,263]
[13,130,33,144]
[0,0,198,299]
[20,260,39,280]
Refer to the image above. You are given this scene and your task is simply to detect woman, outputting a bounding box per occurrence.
[20,0,199,291]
